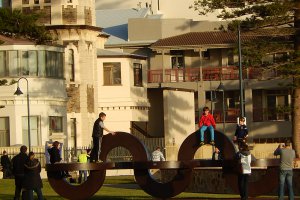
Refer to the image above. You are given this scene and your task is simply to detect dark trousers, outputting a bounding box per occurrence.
[22,188,43,200]
[238,174,249,200]
[14,176,24,200]
[91,136,102,162]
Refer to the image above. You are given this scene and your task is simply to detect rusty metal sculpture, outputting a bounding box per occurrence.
[46,131,280,200]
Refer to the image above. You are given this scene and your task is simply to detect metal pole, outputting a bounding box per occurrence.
[238,23,244,117]
[222,91,225,133]
[27,92,31,153]
[16,77,31,152]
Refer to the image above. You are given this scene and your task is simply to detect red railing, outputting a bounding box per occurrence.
[147,66,278,83]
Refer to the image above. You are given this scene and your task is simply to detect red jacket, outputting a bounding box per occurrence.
[199,113,216,128]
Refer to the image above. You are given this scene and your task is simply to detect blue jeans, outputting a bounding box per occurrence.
[200,125,214,142]
[279,170,294,200]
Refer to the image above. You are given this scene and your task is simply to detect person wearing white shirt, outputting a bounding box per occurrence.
[236,142,251,200]
[152,147,165,161]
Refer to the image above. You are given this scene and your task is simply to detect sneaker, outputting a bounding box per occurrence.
[96,160,103,163]
[210,141,215,146]
[199,141,204,146]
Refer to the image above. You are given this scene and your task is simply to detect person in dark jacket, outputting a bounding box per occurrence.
[233,117,248,148]
[12,145,28,200]
[23,152,43,200]
[1,150,12,179]
[47,141,62,164]
[90,112,115,162]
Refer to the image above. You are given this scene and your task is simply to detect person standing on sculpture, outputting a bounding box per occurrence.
[236,142,251,200]
[233,117,248,148]
[274,140,296,200]
[12,145,28,200]
[90,112,115,162]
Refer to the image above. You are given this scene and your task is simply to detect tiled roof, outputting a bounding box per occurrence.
[151,30,293,48]
[0,34,35,45]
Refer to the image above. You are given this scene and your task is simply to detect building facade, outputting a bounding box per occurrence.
[0,0,149,151]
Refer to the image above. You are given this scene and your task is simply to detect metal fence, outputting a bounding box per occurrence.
[0,134,165,168]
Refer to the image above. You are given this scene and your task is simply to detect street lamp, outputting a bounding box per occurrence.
[238,24,245,117]
[216,82,226,133]
[14,77,31,152]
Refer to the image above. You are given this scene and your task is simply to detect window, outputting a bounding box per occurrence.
[22,0,29,4]
[0,51,6,77]
[38,51,46,77]
[103,62,121,85]
[67,0,72,2]
[49,116,63,134]
[202,50,210,60]
[34,0,39,4]
[170,50,184,68]
[22,116,40,146]
[46,51,64,78]
[8,51,19,76]
[70,118,77,148]
[266,91,289,121]
[68,49,75,81]
[133,63,143,86]
[44,0,51,3]
[21,51,38,76]
[0,117,10,147]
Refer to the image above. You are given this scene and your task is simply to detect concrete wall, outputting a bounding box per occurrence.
[97,57,149,133]
[11,0,96,26]
[0,78,67,147]
[163,90,195,161]
[95,0,222,21]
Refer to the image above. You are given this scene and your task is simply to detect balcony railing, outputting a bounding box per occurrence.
[197,107,291,123]
[253,108,291,122]
[212,109,240,123]
[148,66,279,83]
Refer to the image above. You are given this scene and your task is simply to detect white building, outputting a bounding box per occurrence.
[0,0,149,150]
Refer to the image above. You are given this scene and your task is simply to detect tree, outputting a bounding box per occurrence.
[190,0,300,157]
[0,8,52,44]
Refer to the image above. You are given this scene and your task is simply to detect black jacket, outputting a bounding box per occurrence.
[92,118,104,137]
[1,155,11,169]
[23,158,43,189]
[48,147,62,164]
[12,153,28,176]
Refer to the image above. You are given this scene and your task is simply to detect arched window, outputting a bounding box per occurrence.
[68,49,75,81]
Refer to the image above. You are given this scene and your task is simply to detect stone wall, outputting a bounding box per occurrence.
[162,168,300,195]
[66,84,80,113]
[62,6,77,25]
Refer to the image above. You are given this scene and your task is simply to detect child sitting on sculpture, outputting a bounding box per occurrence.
[199,107,216,146]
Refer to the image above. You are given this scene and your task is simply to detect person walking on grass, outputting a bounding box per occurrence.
[274,140,296,200]
[1,150,12,179]
[236,142,251,200]
[22,152,43,200]
[12,145,28,200]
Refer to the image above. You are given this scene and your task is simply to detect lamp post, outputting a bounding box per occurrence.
[14,77,31,152]
[216,82,226,133]
[238,24,245,117]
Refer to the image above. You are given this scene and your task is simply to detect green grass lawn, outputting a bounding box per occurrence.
[0,176,278,200]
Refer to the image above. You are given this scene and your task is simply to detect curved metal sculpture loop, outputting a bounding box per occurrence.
[46,131,280,200]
